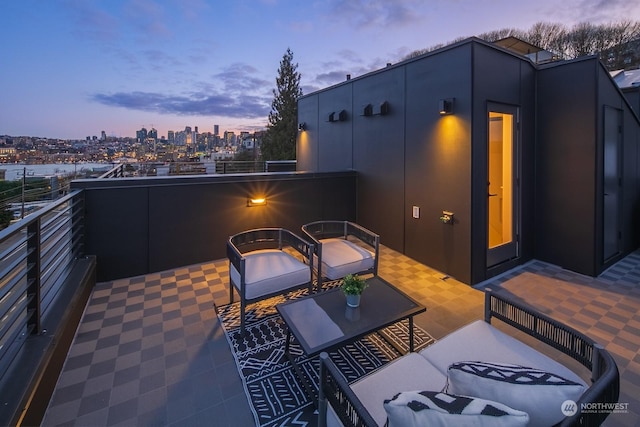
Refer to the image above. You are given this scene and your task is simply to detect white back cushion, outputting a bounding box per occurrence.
[419,320,586,386]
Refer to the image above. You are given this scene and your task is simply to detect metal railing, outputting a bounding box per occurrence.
[0,190,85,384]
[97,160,297,178]
[97,164,125,179]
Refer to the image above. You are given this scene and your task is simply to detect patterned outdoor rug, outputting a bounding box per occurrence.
[216,283,435,427]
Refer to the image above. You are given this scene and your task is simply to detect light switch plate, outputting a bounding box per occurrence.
[412,206,420,219]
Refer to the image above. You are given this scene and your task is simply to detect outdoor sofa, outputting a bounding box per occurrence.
[227,227,314,335]
[301,220,379,289]
[318,288,620,427]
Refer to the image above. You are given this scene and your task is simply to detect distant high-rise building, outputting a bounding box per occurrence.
[224,131,235,146]
[148,128,158,140]
[185,127,193,149]
[168,130,175,143]
[136,127,148,143]
[214,125,219,136]
[101,130,106,141]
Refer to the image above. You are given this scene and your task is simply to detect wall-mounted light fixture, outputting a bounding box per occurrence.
[328,110,348,122]
[440,210,454,224]
[439,98,454,115]
[247,197,267,207]
[362,104,373,117]
[378,101,390,116]
[298,122,306,131]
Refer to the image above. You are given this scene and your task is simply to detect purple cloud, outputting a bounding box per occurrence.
[91,91,270,118]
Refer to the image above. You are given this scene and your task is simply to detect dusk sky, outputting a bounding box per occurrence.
[2,0,639,140]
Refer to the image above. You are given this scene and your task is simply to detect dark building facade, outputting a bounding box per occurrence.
[297,37,640,285]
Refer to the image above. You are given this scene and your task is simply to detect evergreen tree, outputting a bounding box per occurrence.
[261,48,302,161]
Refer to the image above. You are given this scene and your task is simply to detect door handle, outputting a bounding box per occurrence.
[488,193,498,197]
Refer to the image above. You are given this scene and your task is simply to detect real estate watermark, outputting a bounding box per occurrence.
[561,400,629,416]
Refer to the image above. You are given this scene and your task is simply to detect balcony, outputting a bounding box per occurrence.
[0,169,638,426]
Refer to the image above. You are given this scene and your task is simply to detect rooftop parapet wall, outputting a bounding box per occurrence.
[72,171,357,282]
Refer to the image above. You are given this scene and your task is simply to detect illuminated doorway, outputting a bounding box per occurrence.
[487,104,519,267]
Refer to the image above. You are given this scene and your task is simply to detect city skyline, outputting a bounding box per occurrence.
[2,0,639,140]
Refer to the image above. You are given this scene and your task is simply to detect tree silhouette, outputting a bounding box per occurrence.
[261,48,302,161]
[403,20,640,70]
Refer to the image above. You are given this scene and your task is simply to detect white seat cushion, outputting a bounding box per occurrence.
[418,320,587,387]
[349,352,447,426]
[230,249,310,300]
[319,238,374,280]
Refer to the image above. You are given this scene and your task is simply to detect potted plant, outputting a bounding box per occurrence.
[341,274,367,307]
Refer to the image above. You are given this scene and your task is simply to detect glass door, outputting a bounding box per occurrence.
[487,104,519,267]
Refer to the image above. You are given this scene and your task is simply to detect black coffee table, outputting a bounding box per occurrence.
[276,276,426,400]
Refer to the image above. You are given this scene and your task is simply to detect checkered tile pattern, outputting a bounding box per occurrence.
[42,246,639,426]
[42,262,255,427]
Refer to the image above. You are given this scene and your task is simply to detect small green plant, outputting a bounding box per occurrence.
[341,274,367,295]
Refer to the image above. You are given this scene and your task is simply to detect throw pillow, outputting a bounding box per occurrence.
[383,390,529,427]
[446,361,586,427]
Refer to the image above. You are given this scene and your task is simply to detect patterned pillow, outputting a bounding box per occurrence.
[383,390,529,427]
[446,361,586,427]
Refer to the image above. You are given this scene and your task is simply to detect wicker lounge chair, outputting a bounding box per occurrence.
[302,220,379,290]
[318,288,620,427]
[227,228,314,334]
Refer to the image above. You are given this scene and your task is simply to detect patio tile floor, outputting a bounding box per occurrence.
[41,246,639,426]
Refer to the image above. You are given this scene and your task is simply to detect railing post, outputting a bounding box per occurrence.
[26,218,42,335]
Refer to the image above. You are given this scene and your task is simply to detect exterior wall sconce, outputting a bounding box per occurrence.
[328,110,348,122]
[362,102,389,117]
[439,98,454,115]
[378,101,390,115]
[247,197,267,207]
[440,210,454,224]
[298,122,306,131]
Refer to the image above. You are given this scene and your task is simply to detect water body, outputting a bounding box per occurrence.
[0,163,114,181]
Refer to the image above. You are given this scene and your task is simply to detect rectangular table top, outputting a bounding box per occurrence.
[276,276,426,355]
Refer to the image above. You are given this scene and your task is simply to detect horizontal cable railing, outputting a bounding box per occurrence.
[0,190,84,384]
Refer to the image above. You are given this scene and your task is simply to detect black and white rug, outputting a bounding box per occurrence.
[216,284,435,427]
